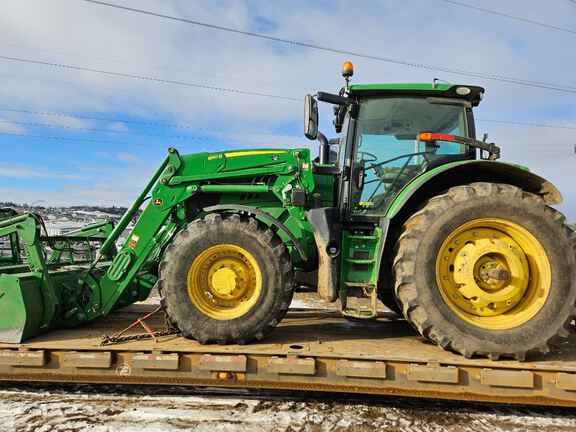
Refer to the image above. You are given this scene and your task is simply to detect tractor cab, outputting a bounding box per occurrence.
[305,62,492,220]
[304,62,504,319]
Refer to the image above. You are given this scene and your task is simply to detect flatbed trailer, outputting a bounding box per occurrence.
[0,303,574,407]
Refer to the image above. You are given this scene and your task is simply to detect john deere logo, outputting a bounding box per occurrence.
[272,155,279,161]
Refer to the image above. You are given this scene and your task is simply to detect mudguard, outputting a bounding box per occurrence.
[386,160,562,220]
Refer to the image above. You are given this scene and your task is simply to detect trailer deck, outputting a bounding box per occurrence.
[0,304,574,407]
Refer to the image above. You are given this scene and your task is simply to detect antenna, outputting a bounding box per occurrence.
[433,78,451,89]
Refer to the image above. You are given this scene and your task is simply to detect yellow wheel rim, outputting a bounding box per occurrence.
[436,218,551,330]
[187,244,262,320]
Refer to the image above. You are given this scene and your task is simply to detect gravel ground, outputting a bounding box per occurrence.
[0,382,575,432]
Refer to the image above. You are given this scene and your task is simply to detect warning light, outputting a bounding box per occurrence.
[417,132,455,142]
[342,61,354,78]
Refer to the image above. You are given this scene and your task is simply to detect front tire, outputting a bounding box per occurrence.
[158,213,294,344]
[393,183,576,360]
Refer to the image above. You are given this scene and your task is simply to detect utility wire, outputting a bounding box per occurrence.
[0,42,311,91]
[0,120,299,146]
[3,107,575,135]
[475,118,576,131]
[0,109,301,138]
[0,131,297,150]
[0,131,569,153]
[0,118,571,147]
[0,131,172,149]
[438,0,576,35]
[0,73,295,112]
[79,0,576,94]
[0,56,301,102]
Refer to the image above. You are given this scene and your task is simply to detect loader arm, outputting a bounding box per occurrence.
[94,147,317,316]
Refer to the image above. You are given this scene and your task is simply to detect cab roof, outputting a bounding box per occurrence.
[348,83,485,106]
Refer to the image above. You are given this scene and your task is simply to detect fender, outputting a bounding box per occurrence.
[203,204,308,261]
[386,160,562,220]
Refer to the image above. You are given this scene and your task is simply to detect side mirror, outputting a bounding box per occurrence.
[304,94,318,140]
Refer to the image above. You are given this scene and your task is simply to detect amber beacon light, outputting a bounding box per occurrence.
[342,61,354,78]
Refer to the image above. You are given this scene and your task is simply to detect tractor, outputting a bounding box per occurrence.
[1,62,574,360]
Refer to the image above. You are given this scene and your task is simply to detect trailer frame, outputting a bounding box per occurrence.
[0,304,574,407]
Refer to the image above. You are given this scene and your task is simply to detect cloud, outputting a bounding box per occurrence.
[0,119,25,134]
[0,0,575,219]
[34,113,92,128]
[116,152,140,163]
[0,162,83,180]
[107,121,130,132]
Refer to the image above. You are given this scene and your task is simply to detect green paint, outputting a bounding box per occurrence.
[385,160,535,218]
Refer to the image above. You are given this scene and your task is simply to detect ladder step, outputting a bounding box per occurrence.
[347,235,379,240]
[342,308,378,320]
[344,281,376,288]
[344,258,375,264]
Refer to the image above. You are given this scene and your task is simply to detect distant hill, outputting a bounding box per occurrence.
[0,202,141,227]
[0,202,129,216]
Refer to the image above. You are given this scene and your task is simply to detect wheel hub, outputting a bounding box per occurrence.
[452,237,529,316]
[436,218,551,330]
[210,267,238,297]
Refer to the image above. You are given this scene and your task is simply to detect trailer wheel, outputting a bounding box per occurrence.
[158,213,294,344]
[393,183,576,360]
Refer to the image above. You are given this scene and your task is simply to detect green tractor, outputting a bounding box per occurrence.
[1,63,574,360]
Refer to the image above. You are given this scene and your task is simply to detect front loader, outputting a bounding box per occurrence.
[1,63,574,361]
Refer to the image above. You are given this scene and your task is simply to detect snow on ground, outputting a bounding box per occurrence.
[0,383,575,432]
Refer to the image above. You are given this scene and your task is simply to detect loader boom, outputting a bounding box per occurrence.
[0,146,318,342]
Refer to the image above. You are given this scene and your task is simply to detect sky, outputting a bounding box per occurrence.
[0,0,575,219]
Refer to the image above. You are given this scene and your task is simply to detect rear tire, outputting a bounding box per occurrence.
[158,213,294,344]
[393,182,576,360]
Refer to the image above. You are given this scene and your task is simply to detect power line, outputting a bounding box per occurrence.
[0,42,311,91]
[0,73,295,112]
[3,71,573,135]
[0,131,170,149]
[0,131,569,157]
[0,120,299,147]
[0,56,301,102]
[1,117,572,148]
[476,118,576,131]
[438,0,576,35]
[79,0,576,94]
[4,108,575,136]
[0,131,300,150]
[0,109,301,138]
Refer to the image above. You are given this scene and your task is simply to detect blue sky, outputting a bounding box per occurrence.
[0,0,575,219]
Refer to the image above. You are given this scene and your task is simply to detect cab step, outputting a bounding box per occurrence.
[340,281,378,320]
[343,258,376,265]
[342,308,378,320]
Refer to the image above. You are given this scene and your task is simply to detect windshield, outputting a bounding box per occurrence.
[351,97,469,216]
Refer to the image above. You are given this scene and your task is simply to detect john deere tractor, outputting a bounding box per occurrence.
[1,63,574,360]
